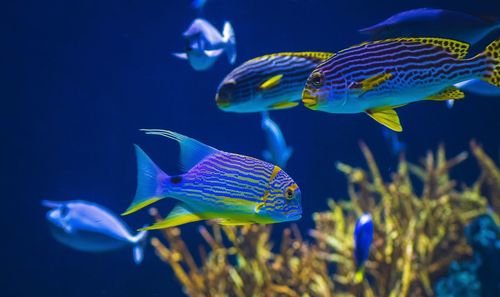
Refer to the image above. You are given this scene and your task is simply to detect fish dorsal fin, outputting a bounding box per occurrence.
[366,107,402,132]
[259,74,283,90]
[139,203,203,230]
[344,38,470,59]
[251,52,335,63]
[141,129,218,172]
[268,101,299,110]
[426,86,465,101]
[352,72,393,96]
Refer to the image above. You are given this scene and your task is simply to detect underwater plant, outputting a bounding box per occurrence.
[149,141,498,297]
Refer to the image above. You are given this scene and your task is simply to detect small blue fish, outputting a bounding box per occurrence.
[381,127,406,156]
[173,18,236,71]
[261,112,293,169]
[122,129,302,230]
[42,200,148,264]
[354,213,374,282]
[359,8,500,45]
[191,0,208,10]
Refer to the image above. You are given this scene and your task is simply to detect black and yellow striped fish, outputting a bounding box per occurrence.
[302,37,500,132]
[216,52,333,112]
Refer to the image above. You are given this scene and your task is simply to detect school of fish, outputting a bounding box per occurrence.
[44,6,499,270]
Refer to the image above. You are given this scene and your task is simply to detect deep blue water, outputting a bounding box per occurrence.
[5,0,500,296]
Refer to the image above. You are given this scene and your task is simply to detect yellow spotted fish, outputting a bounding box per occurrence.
[302,37,500,131]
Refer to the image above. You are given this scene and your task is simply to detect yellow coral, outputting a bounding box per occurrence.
[149,142,497,296]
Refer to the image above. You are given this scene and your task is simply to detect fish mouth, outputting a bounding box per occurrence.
[215,94,231,109]
[302,91,318,109]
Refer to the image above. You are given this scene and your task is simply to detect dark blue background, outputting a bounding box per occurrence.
[5,0,500,296]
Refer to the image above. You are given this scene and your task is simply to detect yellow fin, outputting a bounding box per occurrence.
[354,266,365,283]
[255,190,269,213]
[216,219,255,226]
[252,52,334,63]
[366,107,402,132]
[269,101,299,110]
[426,86,465,101]
[356,72,393,95]
[139,203,202,230]
[344,38,470,59]
[259,74,283,90]
[481,39,500,87]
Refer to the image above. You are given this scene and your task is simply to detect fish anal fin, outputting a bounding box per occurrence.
[426,86,465,101]
[139,203,203,230]
[269,101,299,110]
[140,129,218,173]
[366,107,402,132]
[259,74,283,90]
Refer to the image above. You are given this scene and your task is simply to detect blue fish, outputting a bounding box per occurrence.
[261,112,293,169]
[173,18,236,71]
[42,200,148,264]
[359,8,500,45]
[122,129,302,229]
[354,213,374,282]
[381,127,406,156]
[191,0,207,10]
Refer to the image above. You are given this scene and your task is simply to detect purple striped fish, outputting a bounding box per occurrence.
[302,37,500,131]
[122,129,302,230]
[216,52,333,112]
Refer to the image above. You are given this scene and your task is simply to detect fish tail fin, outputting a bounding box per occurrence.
[132,229,148,265]
[480,38,500,87]
[222,21,236,64]
[122,145,170,216]
[354,266,365,283]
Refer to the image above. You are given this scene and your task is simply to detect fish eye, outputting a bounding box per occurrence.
[284,187,295,200]
[310,72,324,87]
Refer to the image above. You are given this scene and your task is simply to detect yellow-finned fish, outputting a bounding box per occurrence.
[122,129,302,230]
[216,52,334,112]
[302,37,500,132]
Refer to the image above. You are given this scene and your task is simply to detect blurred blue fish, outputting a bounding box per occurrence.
[42,200,148,264]
[382,127,406,156]
[261,112,293,169]
[173,18,236,71]
[192,0,207,10]
[448,79,500,108]
[359,8,500,45]
[354,213,374,282]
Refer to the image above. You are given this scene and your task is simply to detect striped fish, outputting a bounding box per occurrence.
[122,129,302,230]
[216,52,334,112]
[302,37,500,132]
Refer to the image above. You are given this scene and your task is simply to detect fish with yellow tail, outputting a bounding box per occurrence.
[122,129,302,230]
[302,37,500,132]
[216,52,334,112]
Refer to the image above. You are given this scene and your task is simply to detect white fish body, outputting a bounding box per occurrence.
[42,200,147,264]
[261,112,293,169]
[173,18,236,71]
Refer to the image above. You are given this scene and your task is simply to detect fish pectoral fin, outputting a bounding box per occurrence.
[172,52,188,60]
[426,86,465,101]
[203,49,224,57]
[139,203,203,230]
[366,107,402,132]
[258,74,284,90]
[355,72,393,97]
[268,101,299,110]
